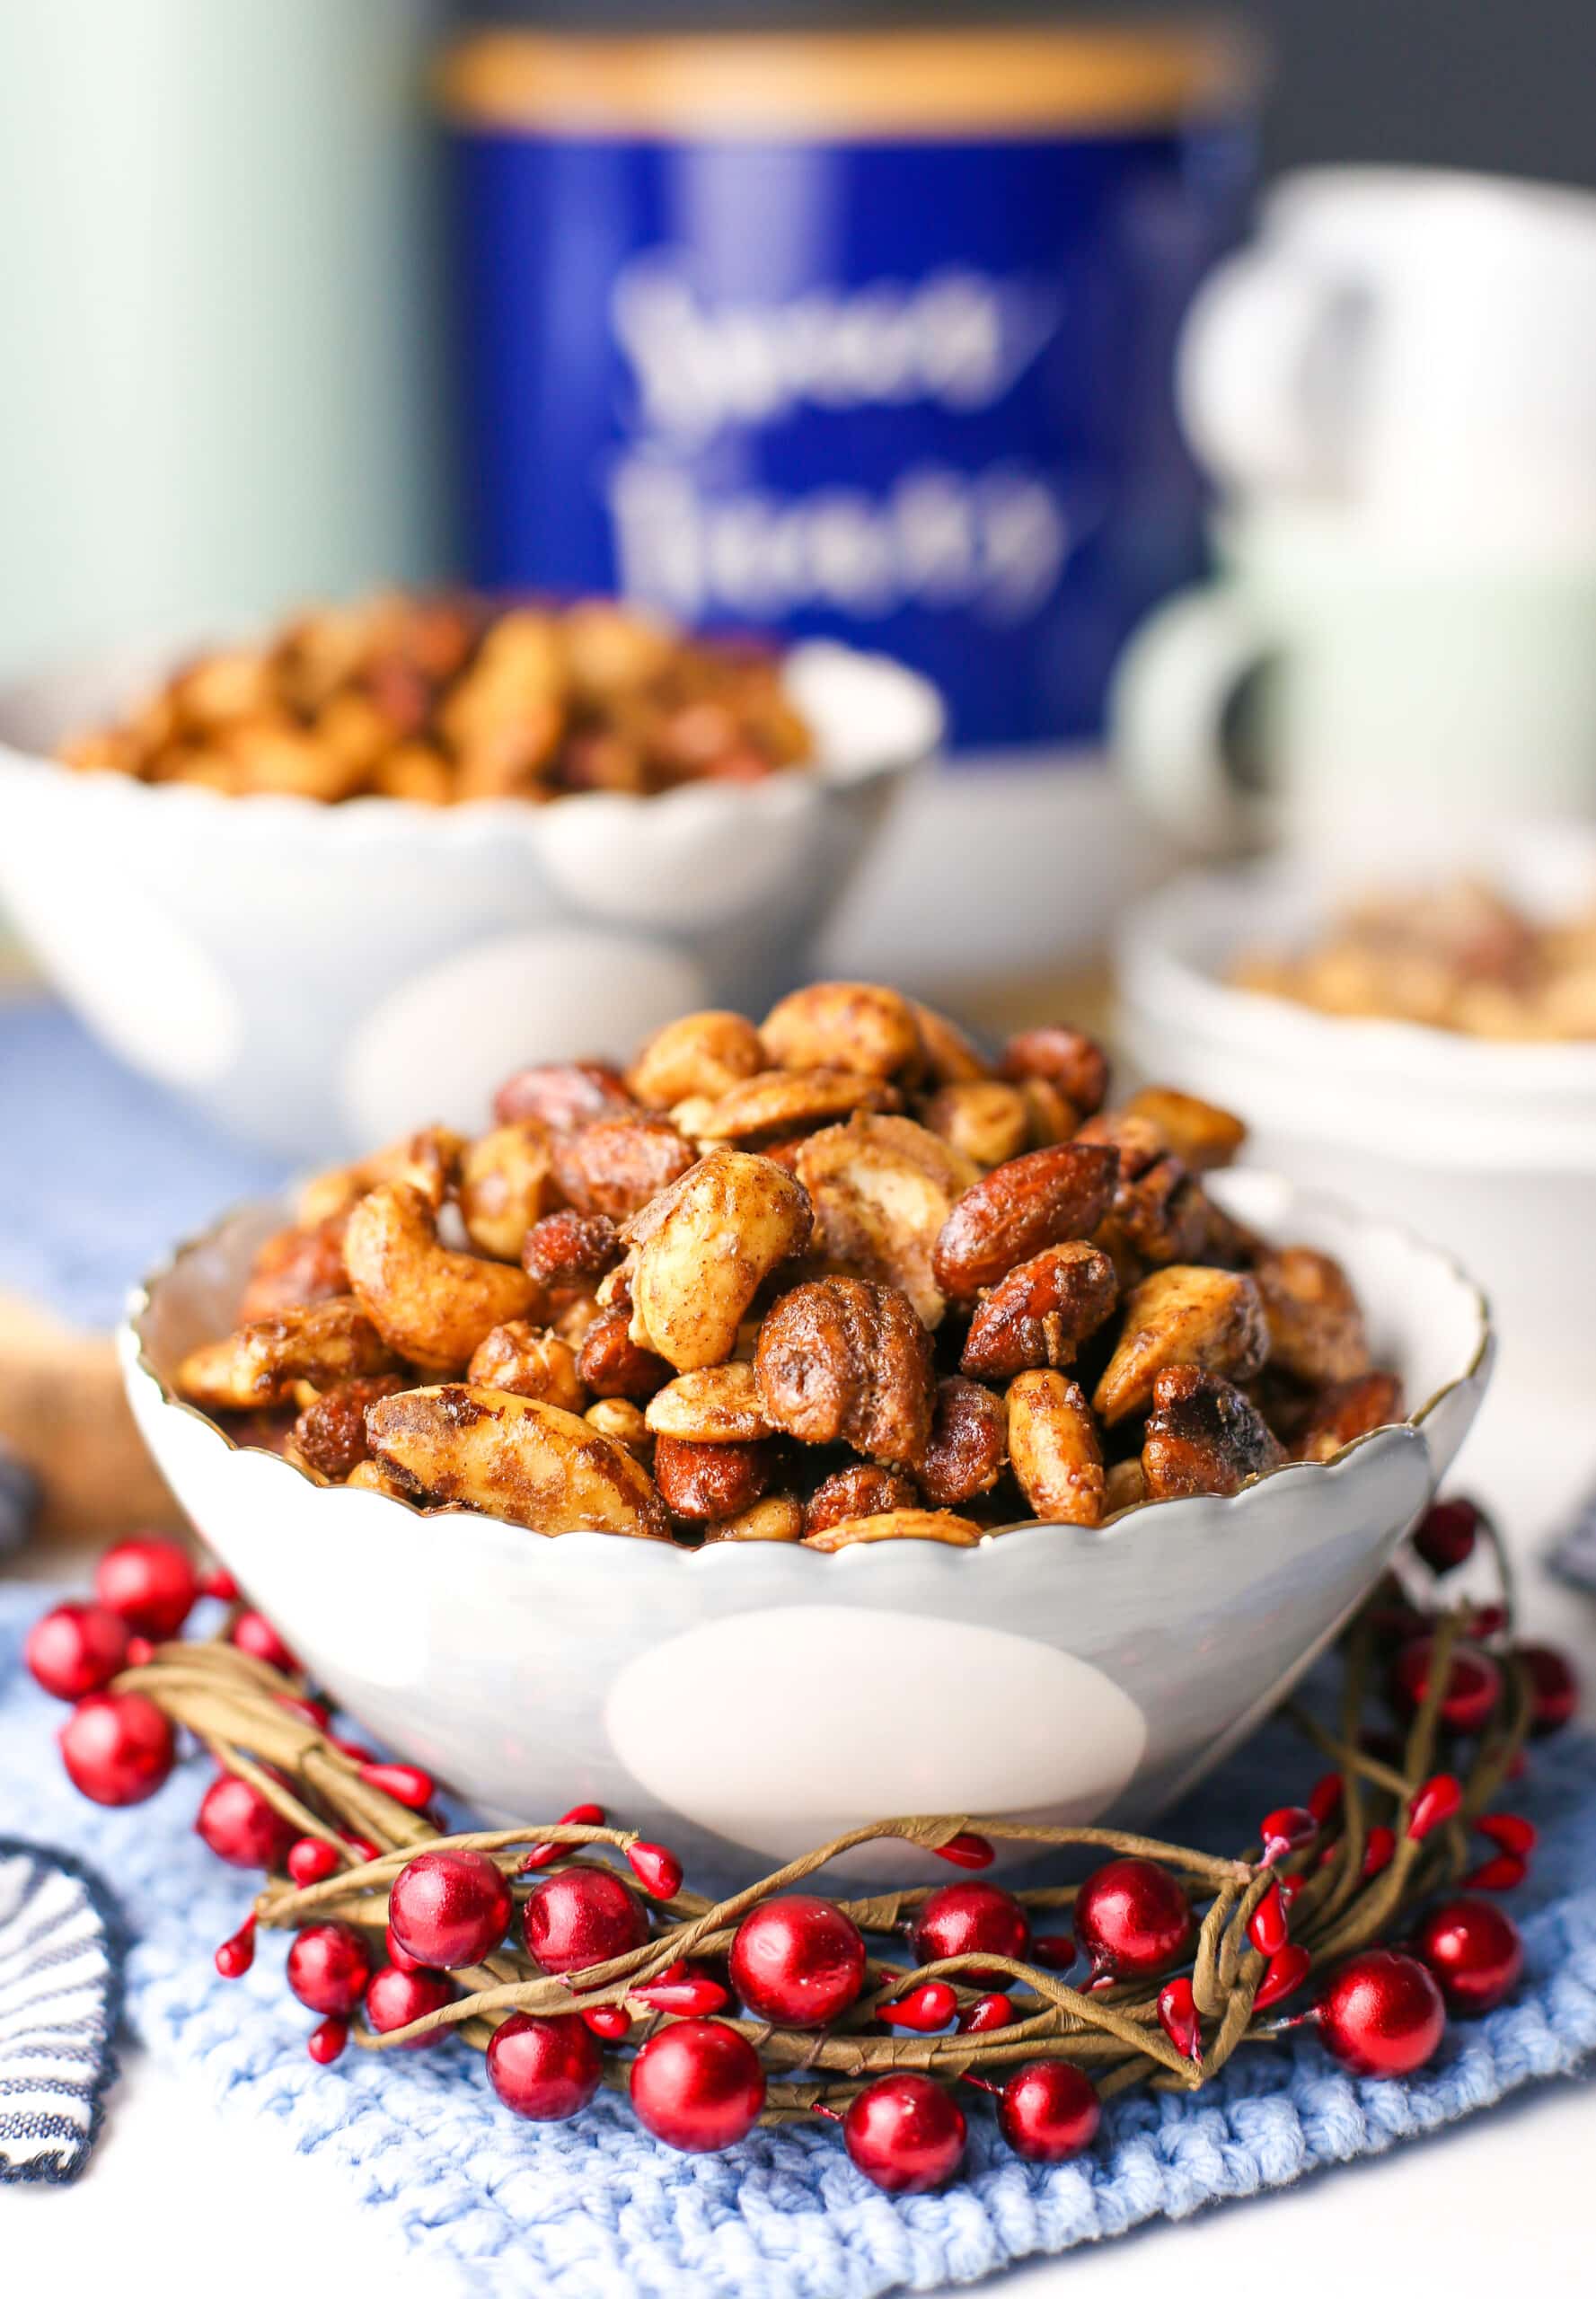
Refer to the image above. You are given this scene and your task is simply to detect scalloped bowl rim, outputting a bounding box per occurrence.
[121,1168,1491,1580]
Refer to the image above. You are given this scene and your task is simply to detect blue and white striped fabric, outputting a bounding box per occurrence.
[0,1839,126,2183]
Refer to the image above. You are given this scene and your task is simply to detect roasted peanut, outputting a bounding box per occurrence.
[584,1397,651,1457]
[910,1000,992,1084]
[999,1026,1109,1116]
[289,1373,410,1481]
[459,1121,554,1262]
[492,1061,634,1132]
[627,1010,766,1108]
[755,1276,934,1470]
[177,1298,399,1414]
[675,1069,897,1146]
[1295,1370,1405,1462]
[931,1142,1120,1302]
[761,982,921,1079]
[793,1114,976,1327]
[645,1363,772,1443]
[1122,1087,1247,1173]
[466,1321,586,1412]
[921,1377,1008,1509]
[803,1507,985,1551]
[238,1213,349,1323]
[577,1308,671,1401]
[522,1209,622,1287]
[1254,1247,1371,1386]
[296,1124,463,1227]
[366,1385,671,1538]
[344,1182,537,1373]
[626,1150,812,1370]
[961,1242,1119,1379]
[1006,1370,1105,1526]
[703,1494,805,1543]
[653,1433,772,1522]
[551,1116,696,1219]
[1142,1368,1283,1498]
[1093,1265,1269,1424]
[802,1464,921,1537]
[919,1080,1030,1169]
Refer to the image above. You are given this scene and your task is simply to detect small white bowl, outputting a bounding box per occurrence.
[122,1169,1490,1889]
[0,636,941,1159]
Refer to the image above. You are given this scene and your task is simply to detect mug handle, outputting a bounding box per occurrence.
[1108,586,1270,852]
[1178,246,1355,495]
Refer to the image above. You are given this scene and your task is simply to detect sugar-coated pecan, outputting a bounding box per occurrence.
[459,1120,554,1262]
[919,1081,1030,1169]
[704,1494,806,1543]
[653,1433,772,1522]
[491,1061,635,1132]
[466,1321,586,1413]
[289,1373,410,1481]
[522,1209,621,1287]
[625,1149,812,1370]
[1254,1247,1371,1386]
[344,1182,537,1373]
[960,1242,1119,1379]
[577,1308,672,1401]
[366,1386,671,1537]
[551,1116,697,1219]
[920,1377,1008,1508]
[999,1026,1109,1116]
[177,1298,399,1414]
[1142,1368,1283,1498]
[910,1000,992,1084]
[627,1010,766,1109]
[930,1142,1120,1302]
[803,1507,985,1551]
[645,1363,772,1443]
[1093,1264,1270,1424]
[1121,1087,1247,1173]
[793,1114,976,1327]
[761,982,921,1079]
[239,1213,349,1323]
[1294,1370,1405,1462]
[584,1396,651,1457]
[755,1276,935,1470]
[676,1069,898,1146]
[1075,1114,1208,1274]
[803,1463,921,1537]
[1005,1370,1104,1526]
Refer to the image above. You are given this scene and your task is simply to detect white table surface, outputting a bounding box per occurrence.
[8,1399,1596,2298]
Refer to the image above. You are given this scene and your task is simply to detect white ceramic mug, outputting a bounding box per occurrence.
[1110,508,1596,857]
[1180,167,1596,542]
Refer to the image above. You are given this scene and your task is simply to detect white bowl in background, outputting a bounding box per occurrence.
[0,637,941,1160]
[122,1168,1489,1890]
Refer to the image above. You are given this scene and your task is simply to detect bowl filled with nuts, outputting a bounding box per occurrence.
[0,597,941,1158]
[124,982,1491,1888]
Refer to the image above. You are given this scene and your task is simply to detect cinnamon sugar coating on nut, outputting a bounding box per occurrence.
[466,1321,586,1413]
[1093,1264,1270,1425]
[1294,1370,1404,1462]
[1074,1113,1209,1276]
[761,982,922,1079]
[1006,1370,1105,1526]
[920,1378,1009,1509]
[627,1010,767,1109]
[645,1363,772,1443]
[803,1507,985,1551]
[365,1385,670,1537]
[583,1396,651,1457]
[576,1308,672,1401]
[919,1080,1031,1170]
[178,1297,399,1414]
[297,1124,463,1228]
[288,1373,410,1481]
[999,1026,1109,1116]
[1141,1368,1284,1499]
[521,1210,622,1288]
[492,1061,635,1132]
[551,1116,697,1220]
[1120,1087,1247,1174]
[459,1121,555,1262]
[625,1149,812,1371]
[793,1114,976,1328]
[652,1433,772,1522]
[960,1242,1119,1379]
[755,1275,935,1470]
[239,1213,349,1323]
[675,1069,899,1147]
[1253,1247,1371,1386]
[931,1142,1120,1303]
[703,1493,805,1543]
[344,1181,537,1374]
[803,1463,921,1537]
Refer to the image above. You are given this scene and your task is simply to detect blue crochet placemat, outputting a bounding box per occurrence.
[3,1585,1594,2297]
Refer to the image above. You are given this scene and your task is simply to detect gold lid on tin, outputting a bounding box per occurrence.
[437,22,1262,140]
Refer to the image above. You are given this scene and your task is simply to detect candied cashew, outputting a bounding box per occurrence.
[653,1434,772,1522]
[761,982,921,1079]
[1142,1369,1283,1498]
[626,1150,812,1371]
[645,1363,772,1443]
[961,1242,1119,1379]
[466,1321,586,1413]
[803,1507,985,1551]
[1122,1087,1247,1173]
[177,1298,398,1414]
[704,1494,805,1543]
[365,1386,671,1538]
[459,1121,554,1262]
[627,1010,765,1108]
[803,1464,921,1537]
[1254,1247,1371,1385]
[551,1116,696,1218]
[921,1377,1008,1508]
[1294,1370,1405,1462]
[238,1213,349,1322]
[931,1142,1120,1302]
[675,1069,897,1147]
[919,1081,1030,1169]
[1093,1265,1269,1424]
[297,1125,463,1227]
[793,1114,976,1327]
[344,1182,537,1373]
[754,1276,934,1471]
[1006,1370,1105,1526]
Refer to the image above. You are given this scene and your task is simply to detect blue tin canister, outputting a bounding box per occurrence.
[440,26,1258,754]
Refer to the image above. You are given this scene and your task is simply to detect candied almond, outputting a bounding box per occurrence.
[522,1209,622,1287]
[492,1061,634,1132]
[577,1308,671,1401]
[931,1142,1119,1302]
[961,1242,1118,1379]
[551,1116,697,1220]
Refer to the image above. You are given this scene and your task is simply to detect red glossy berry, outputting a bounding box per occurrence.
[487,2012,604,2121]
[341,1834,381,1863]
[728,1895,868,2029]
[957,1993,1015,2034]
[1477,1812,1537,1857]
[934,1831,995,1869]
[1463,1851,1528,1892]
[881,1981,957,2030]
[1413,1897,1524,2016]
[199,1565,240,1602]
[287,1922,373,2016]
[58,1690,175,1805]
[1392,1637,1502,1735]
[1519,1643,1579,1736]
[287,1837,342,1887]
[196,1774,296,1871]
[330,1735,376,1764]
[389,1850,512,1970]
[1259,1806,1318,1863]
[230,1610,299,1674]
[626,1841,683,1898]
[1157,1976,1202,2060]
[385,1925,426,1975]
[1248,1884,1289,1958]
[581,2004,631,2041]
[276,1694,331,1731]
[93,1537,198,1638]
[364,1963,453,2048]
[1362,1826,1398,1878]
[1406,1774,1462,1842]
[25,1603,130,1702]
[523,1867,648,1976]
[909,1881,1030,1988]
[1469,1603,1507,1640]
[1413,1496,1480,1575]
[215,1916,256,1978]
[1254,1942,1311,2009]
[631,1960,729,2016]
[1317,1951,1446,2077]
[124,1636,154,1668]
[1032,1932,1077,1971]
[842,2074,966,2193]
[997,2060,1101,2162]
[308,2016,348,2065]
[521,1802,605,1870]
[357,1760,436,1810]
[630,2019,765,2153]
[1308,1772,1344,1824]
[1074,1858,1192,1978]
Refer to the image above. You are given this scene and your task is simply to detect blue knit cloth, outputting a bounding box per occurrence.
[3,1589,1594,2295]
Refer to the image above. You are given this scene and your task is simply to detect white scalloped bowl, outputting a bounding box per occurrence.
[0,635,940,1159]
[122,1168,1491,1889]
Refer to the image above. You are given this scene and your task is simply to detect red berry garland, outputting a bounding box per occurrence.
[488,2013,604,2121]
[389,1850,512,1969]
[630,2020,765,2153]
[728,1896,868,2029]
[843,2074,966,2192]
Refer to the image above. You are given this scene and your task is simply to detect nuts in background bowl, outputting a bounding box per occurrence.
[170,982,1408,1547]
